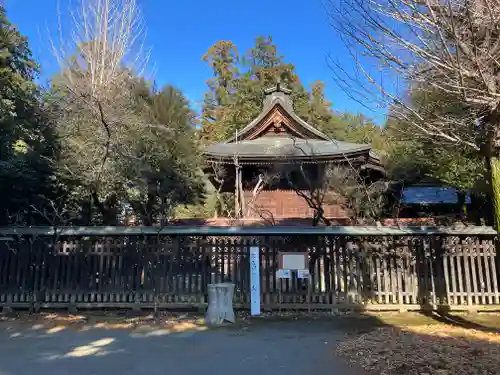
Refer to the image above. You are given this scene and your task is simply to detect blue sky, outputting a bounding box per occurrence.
[5,0,387,124]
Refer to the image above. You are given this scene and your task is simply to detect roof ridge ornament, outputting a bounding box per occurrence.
[222,80,334,143]
[263,81,293,109]
[264,80,292,96]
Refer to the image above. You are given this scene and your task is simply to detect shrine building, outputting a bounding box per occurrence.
[202,83,384,223]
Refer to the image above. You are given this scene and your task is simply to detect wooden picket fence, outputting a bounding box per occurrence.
[0,226,498,311]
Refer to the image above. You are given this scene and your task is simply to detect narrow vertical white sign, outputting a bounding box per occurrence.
[249,246,260,316]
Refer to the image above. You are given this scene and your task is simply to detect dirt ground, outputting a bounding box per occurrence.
[0,310,368,375]
[1,310,500,375]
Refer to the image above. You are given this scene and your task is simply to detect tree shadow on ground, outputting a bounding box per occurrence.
[0,310,374,375]
[418,310,500,334]
[234,310,500,374]
[3,309,500,375]
[0,313,210,375]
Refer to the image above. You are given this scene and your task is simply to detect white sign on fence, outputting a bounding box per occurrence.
[280,253,307,270]
[297,269,310,279]
[277,269,291,279]
[249,246,260,316]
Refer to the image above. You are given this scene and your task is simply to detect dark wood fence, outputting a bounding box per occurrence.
[0,226,498,311]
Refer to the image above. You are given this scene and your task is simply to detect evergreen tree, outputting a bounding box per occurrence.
[200,40,240,143]
[200,37,329,143]
[385,89,484,192]
[384,89,486,220]
[237,35,310,127]
[0,5,58,224]
[123,83,205,225]
[199,36,385,148]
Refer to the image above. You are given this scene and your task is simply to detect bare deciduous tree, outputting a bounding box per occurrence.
[209,162,236,219]
[259,138,389,226]
[245,169,280,225]
[49,0,151,224]
[327,0,500,228]
[281,162,387,226]
[52,0,150,100]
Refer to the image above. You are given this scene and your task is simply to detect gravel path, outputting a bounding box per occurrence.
[0,320,367,375]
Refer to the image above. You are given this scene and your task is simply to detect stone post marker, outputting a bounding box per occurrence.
[205,283,235,325]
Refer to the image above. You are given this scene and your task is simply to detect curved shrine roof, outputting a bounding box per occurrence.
[203,83,381,168]
[205,136,372,159]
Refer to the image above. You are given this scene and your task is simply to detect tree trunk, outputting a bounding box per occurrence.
[141,194,156,226]
[234,165,240,218]
[81,198,93,225]
[489,157,500,231]
[91,192,118,225]
[457,190,467,221]
[239,170,246,218]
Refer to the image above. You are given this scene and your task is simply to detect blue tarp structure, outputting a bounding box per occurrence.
[402,186,471,205]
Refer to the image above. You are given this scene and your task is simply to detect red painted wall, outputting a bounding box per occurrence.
[244,189,347,220]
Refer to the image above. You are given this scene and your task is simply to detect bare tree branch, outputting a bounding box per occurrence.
[259,137,389,226]
[327,0,500,152]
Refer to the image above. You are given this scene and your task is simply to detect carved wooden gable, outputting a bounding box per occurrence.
[245,105,308,140]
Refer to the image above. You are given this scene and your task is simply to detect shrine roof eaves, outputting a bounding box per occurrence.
[203,137,372,159]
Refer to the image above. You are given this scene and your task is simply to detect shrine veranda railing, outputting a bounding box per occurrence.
[0,226,498,311]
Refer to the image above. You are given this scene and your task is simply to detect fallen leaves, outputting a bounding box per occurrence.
[0,311,208,333]
[336,324,500,375]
